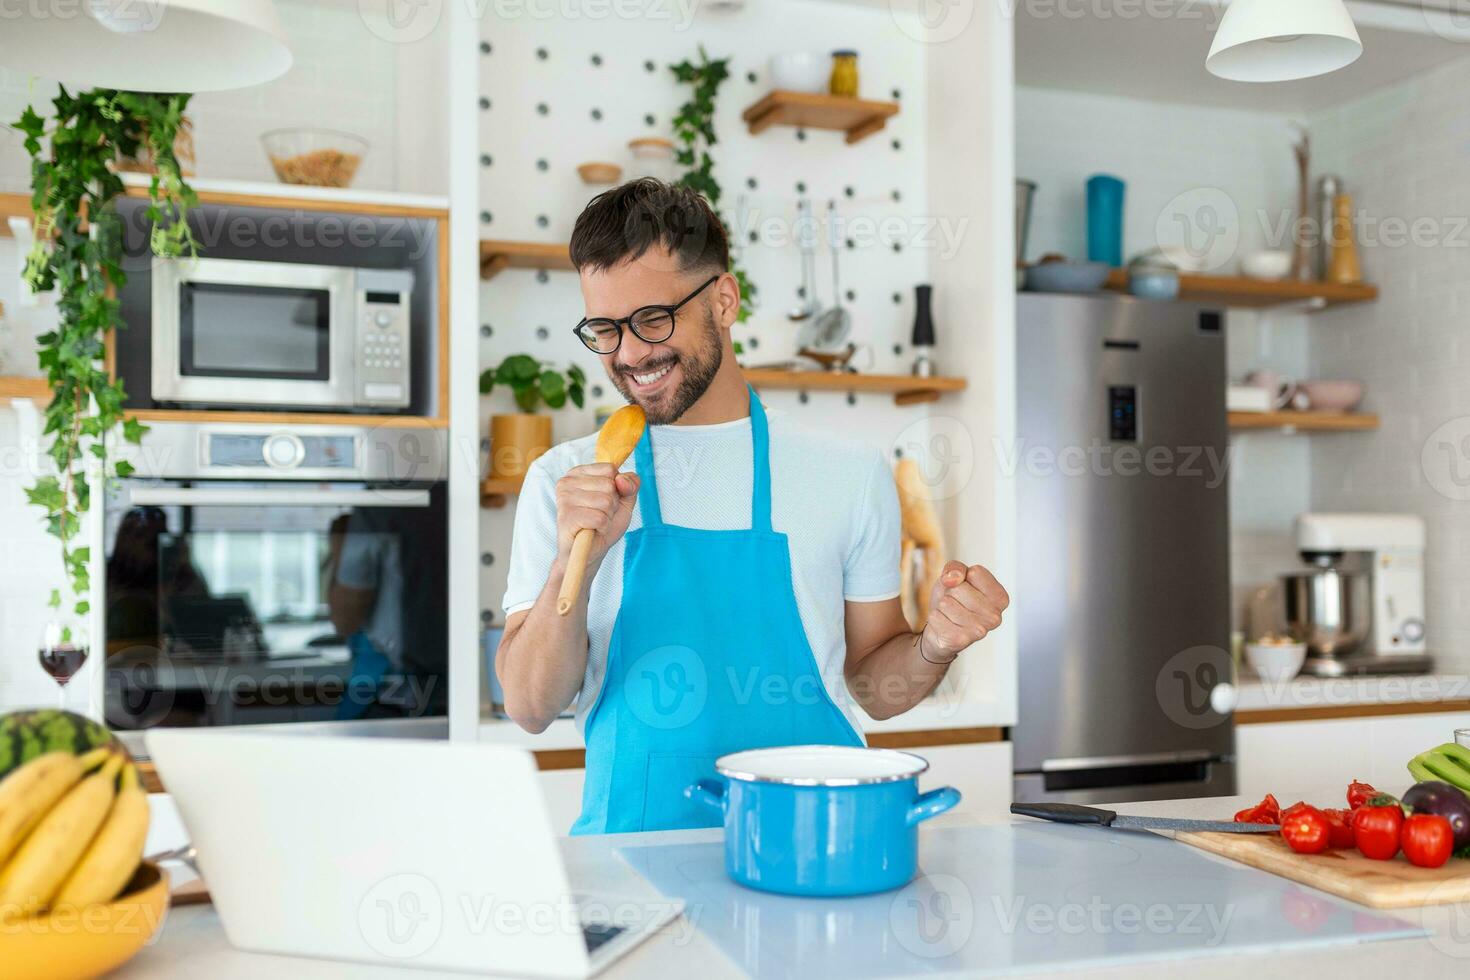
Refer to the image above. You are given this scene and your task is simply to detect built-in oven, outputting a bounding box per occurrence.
[151,257,414,411]
[102,422,447,730]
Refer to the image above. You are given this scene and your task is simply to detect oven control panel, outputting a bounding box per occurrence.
[208,432,356,470]
[355,269,413,408]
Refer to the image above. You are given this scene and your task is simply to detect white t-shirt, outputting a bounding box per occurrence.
[502,408,901,735]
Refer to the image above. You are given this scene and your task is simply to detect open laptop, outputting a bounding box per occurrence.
[146,730,681,977]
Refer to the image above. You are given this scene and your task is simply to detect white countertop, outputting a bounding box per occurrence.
[121,788,1466,979]
[1235,671,1470,713]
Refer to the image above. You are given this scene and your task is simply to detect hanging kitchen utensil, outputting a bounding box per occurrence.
[556,405,648,615]
[800,201,852,352]
[910,284,935,378]
[788,198,819,322]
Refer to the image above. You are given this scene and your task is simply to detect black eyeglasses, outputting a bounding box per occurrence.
[572,275,719,354]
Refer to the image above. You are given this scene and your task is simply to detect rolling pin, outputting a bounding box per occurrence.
[556,404,647,615]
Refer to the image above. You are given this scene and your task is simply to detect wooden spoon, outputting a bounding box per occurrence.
[556,404,647,615]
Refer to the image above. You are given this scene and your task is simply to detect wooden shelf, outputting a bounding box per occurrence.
[1229,410,1379,432]
[742,369,966,406]
[480,240,574,280]
[0,192,31,235]
[0,375,50,401]
[2,186,450,234]
[1104,270,1378,310]
[481,474,525,508]
[129,408,447,429]
[741,91,900,145]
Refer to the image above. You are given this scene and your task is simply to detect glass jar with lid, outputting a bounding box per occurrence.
[829,50,859,98]
[627,137,676,183]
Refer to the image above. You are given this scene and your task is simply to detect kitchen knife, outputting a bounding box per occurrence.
[1010,802,1280,834]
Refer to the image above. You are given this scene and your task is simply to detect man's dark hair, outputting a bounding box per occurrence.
[569,178,729,275]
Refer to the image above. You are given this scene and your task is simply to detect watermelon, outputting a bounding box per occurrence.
[0,710,119,782]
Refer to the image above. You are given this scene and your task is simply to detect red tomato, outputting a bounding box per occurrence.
[1324,808,1356,849]
[1353,802,1404,860]
[1235,793,1281,825]
[1280,804,1332,854]
[1401,813,1454,869]
[1347,780,1379,810]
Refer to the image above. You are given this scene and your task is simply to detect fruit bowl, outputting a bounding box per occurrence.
[262,128,369,187]
[1,861,169,980]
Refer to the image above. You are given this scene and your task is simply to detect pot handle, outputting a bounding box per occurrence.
[906,786,961,827]
[685,778,728,814]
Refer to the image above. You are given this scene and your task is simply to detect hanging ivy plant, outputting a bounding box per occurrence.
[669,47,756,325]
[13,88,198,626]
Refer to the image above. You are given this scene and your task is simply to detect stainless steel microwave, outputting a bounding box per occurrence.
[151,257,413,411]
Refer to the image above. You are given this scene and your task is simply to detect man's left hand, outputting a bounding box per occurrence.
[922,560,1010,662]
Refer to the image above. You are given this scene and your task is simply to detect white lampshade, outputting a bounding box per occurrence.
[0,0,292,93]
[1207,0,1362,83]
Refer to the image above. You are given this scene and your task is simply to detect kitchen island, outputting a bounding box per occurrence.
[119,789,1467,979]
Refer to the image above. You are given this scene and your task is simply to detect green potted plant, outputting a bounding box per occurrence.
[670,46,755,324]
[479,355,585,479]
[15,88,197,653]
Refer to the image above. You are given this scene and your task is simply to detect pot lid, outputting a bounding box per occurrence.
[716,745,928,786]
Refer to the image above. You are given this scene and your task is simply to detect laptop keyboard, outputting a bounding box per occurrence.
[582,922,626,954]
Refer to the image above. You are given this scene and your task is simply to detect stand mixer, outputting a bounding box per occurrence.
[1283,513,1432,677]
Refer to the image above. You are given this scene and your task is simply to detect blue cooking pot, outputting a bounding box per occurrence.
[685,745,960,897]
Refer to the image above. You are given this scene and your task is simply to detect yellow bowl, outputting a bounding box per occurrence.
[0,862,170,980]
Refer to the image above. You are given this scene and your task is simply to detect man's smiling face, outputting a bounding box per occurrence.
[579,252,731,425]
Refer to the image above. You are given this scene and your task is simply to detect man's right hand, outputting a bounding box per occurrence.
[554,462,640,570]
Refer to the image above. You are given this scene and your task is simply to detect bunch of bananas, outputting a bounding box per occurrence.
[1409,742,1470,793]
[0,748,150,920]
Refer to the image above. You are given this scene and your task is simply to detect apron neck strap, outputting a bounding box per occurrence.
[748,386,773,533]
[633,422,662,528]
[631,385,774,532]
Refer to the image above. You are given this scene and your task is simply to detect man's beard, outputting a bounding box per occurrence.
[608,309,723,425]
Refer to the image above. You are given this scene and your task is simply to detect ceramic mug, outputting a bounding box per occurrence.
[1244,370,1301,410]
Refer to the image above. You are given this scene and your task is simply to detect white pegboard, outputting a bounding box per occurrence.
[476,3,955,623]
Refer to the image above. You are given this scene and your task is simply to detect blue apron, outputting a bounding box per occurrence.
[335,631,389,721]
[570,388,863,835]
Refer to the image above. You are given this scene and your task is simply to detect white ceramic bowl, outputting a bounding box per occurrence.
[1240,250,1293,280]
[1246,641,1307,683]
[1158,244,1213,274]
[769,52,828,94]
[1299,379,1364,412]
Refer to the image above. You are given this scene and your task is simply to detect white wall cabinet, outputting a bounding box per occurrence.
[1236,711,1470,800]
[910,741,1014,826]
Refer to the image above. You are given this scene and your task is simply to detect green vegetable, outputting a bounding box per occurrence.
[1408,743,1470,794]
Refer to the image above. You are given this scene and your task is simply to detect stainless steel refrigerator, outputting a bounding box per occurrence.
[1012,293,1236,804]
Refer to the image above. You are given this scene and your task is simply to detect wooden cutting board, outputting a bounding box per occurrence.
[1177,830,1470,909]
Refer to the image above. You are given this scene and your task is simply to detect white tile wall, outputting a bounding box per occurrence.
[1015,86,1301,266]
[0,1,402,193]
[1015,86,1316,628]
[0,406,96,714]
[1015,57,1470,655]
[1305,54,1470,671]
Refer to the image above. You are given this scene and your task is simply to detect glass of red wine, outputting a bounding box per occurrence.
[38,618,89,708]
